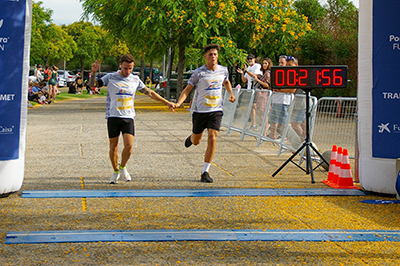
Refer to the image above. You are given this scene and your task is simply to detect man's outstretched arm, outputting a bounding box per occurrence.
[139,87,175,111]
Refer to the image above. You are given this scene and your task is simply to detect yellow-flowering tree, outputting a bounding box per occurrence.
[82,0,310,95]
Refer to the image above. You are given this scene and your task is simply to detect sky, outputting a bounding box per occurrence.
[40,0,360,26]
[40,0,87,25]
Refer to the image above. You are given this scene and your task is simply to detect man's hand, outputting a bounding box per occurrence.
[229,94,236,103]
[170,102,181,111]
[166,101,177,112]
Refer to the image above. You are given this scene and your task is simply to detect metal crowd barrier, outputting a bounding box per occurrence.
[222,89,318,158]
[312,97,357,158]
[193,89,357,161]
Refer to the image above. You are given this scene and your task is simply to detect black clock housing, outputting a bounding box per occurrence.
[270,65,348,89]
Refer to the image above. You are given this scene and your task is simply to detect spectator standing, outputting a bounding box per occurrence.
[48,65,58,99]
[278,55,287,66]
[35,64,43,82]
[43,65,50,83]
[249,58,273,136]
[267,56,296,139]
[237,54,263,130]
[172,44,236,183]
[89,54,175,184]
[75,72,84,94]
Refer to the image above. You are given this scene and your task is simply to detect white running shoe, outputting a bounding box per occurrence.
[110,172,120,184]
[119,167,132,182]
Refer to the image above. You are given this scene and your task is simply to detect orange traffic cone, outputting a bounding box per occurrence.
[332,149,358,189]
[322,145,337,186]
[331,147,343,186]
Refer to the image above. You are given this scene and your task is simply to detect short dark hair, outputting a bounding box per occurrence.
[204,44,220,54]
[120,54,135,64]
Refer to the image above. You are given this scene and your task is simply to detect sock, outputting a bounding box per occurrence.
[202,162,211,174]
[119,166,126,170]
[114,170,119,173]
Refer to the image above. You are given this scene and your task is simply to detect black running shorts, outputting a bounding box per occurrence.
[192,111,223,134]
[107,117,135,138]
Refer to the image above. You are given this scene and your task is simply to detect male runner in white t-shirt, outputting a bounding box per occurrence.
[90,54,175,184]
[172,44,236,183]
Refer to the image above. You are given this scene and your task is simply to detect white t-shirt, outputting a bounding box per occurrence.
[244,63,262,90]
[188,65,229,113]
[101,72,145,119]
[272,92,294,105]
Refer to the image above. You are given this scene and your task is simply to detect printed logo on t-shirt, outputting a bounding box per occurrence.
[205,80,221,91]
[204,95,219,107]
[116,88,133,96]
[117,97,133,110]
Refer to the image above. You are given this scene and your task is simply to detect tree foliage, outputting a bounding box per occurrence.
[82,0,311,95]
[295,0,358,97]
[63,22,104,72]
[31,1,77,66]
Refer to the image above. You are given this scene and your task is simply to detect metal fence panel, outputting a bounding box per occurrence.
[313,97,357,157]
[221,87,240,129]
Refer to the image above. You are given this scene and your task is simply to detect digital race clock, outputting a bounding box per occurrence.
[270,66,348,89]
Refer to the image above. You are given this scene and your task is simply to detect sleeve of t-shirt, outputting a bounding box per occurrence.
[254,64,263,75]
[99,75,108,87]
[188,70,200,86]
[137,77,146,91]
[224,67,229,82]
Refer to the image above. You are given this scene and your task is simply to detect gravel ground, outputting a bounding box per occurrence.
[1,96,400,265]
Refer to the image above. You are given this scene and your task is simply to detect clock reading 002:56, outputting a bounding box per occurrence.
[270,66,348,89]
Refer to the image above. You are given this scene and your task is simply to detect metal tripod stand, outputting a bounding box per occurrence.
[272,89,329,183]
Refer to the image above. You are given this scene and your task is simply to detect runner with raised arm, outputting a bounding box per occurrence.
[90,54,175,184]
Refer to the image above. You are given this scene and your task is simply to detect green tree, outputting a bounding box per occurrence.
[82,0,311,97]
[293,0,327,24]
[296,0,358,97]
[31,1,77,66]
[63,22,103,73]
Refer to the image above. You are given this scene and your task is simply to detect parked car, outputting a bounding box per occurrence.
[133,67,161,83]
[57,77,66,87]
[155,72,192,99]
[57,70,76,86]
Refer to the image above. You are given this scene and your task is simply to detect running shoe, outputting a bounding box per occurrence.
[201,172,213,183]
[185,135,193,148]
[119,167,132,182]
[110,172,120,184]
[248,125,258,130]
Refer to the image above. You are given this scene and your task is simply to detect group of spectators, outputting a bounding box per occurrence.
[28,64,60,105]
[68,71,101,95]
[28,64,103,106]
[237,54,307,140]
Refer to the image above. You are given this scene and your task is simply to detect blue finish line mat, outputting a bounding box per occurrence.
[21,188,367,198]
[5,229,400,244]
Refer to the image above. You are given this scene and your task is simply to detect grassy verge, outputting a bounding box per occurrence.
[29,88,108,107]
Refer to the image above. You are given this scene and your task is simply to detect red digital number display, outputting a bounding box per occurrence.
[271,66,348,89]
